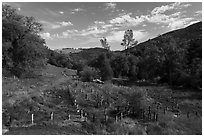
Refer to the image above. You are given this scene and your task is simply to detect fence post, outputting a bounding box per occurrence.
[92,114,95,122]
[163,107,166,114]
[155,113,158,121]
[187,112,190,118]
[31,113,34,124]
[127,109,131,115]
[84,113,87,121]
[51,112,54,121]
[120,112,123,120]
[68,114,71,120]
[153,112,156,121]
[85,94,88,100]
[115,115,118,123]
[117,106,120,112]
[148,106,151,120]
[195,111,198,117]
[76,104,79,110]
[142,110,145,119]
[80,110,83,119]
[74,99,77,106]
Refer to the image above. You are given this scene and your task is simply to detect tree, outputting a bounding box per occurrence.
[79,66,99,82]
[127,55,139,80]
[100,37,110,50]
[110,54,129,78]
[121,29,138,55]
[2,4,47,77]
[90,53,113,81]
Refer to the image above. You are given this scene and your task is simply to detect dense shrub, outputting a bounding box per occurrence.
[89,53,113,81]
[48,50,73,69]
[79,66,99,82]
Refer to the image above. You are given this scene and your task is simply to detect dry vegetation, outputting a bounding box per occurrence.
[2,64,202,135]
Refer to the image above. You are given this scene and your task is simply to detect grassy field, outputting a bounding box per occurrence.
[2,64,202,135]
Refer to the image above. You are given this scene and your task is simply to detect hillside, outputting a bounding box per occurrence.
[128,21,202,54]
[68,22,201,64]
[70,47,110,63]
[55,48,82,54]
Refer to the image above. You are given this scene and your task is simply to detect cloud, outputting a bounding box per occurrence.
[101,24,113,29]
[59,11,64,14]
[167,17,195,30]
[105,2,117,10]
[53,29,79,39]
[58,21,73,27]
[106,30,148,42]
[71,8,86,14]
[106,2,192,30]
[151,2,191,15]
[40,20,73,29]
[109,13,145,27]
[94,21,105,25]
[80,26,107,37]
[40,32,53,40]
[194,10,202,16]
[43,8,60,16]
[146,14,173,24]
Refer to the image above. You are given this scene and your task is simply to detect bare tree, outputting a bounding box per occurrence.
[100,37,110,50]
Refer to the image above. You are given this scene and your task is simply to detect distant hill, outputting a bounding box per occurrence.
[128,21,202,54]
[54,48,82,54]
[56,22,202,66]
[69,47,110,63]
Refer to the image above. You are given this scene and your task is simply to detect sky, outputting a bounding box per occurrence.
[3,2,202,51]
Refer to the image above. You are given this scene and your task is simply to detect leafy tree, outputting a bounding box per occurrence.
[90,53,113,81]
[127,55,139,80]
[110,54,129,78]
[121,29,138,55]
[2,4,47,77]
[79,66,99,82]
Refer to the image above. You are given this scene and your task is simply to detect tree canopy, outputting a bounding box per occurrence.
[2,4,48,77]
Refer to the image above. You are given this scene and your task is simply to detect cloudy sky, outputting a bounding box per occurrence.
[4,2,202,50]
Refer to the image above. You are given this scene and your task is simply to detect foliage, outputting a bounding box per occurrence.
[89,53,113,81]
[121,29,138,55]
[2,4,47,77]
[79,66,99,82]
[48,50,73,69]
[100,37,110,50]
[110,54,129,78]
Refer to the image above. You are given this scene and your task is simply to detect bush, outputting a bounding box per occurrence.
[79,66,99,82]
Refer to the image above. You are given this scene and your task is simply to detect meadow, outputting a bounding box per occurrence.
[3,64,201,135]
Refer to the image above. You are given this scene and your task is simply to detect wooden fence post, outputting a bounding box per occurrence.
[187,112,190,118]
[85,94,88,100]
[153,112,156,121]
[84,113,87,121]
[68,114,71,120]
[31,113,34,124]
[117,106,120,112]
[92,114,95,122]
[115,115,118,123]
[148,106,151,120]
[155,114,158,121]
[195,111,198,117]
[76,104,79,110]
[80,110,83,119]
[51,112,54,121]
[74,99,77,106]
[120,112,123,120]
